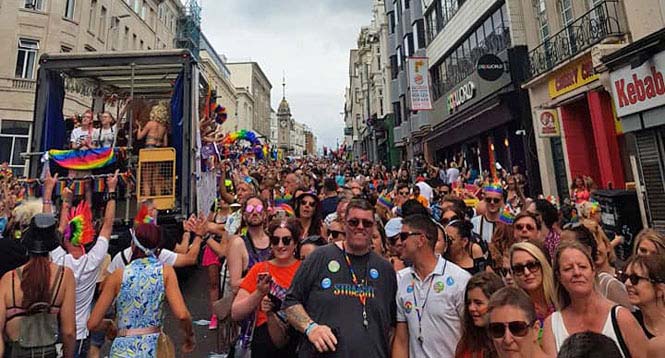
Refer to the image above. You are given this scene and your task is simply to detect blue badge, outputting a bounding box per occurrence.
[369,268,379,280]
[446,277,455,286]
[321,278,332,289]
[406,284,414,293]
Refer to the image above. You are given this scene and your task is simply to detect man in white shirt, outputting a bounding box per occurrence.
[392,214,471,358]
[43,171,118,357]
[70,110,94,150]
[471,183,505,243]
[446,163,460,185]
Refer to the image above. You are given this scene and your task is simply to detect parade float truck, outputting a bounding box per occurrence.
[25,49,215,253]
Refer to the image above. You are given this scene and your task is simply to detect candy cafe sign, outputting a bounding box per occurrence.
[548,57,599,99]
[610,50,665,117]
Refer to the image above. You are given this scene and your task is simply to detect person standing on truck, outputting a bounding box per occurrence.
[136,102,169,148]
[92,112,116,149]
[70,110,94,151]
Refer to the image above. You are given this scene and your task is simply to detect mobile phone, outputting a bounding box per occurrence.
[258,272,270,282]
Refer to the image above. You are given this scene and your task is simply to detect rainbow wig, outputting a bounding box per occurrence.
[134,203,156,226]
[64,201,95,246]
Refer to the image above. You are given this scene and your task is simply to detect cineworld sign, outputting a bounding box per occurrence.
[447,81,476,114]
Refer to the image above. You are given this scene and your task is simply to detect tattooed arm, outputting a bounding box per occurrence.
[285,304,337,353]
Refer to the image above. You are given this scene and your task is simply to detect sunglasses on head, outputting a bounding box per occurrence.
[488,321,533,339]
[485,197,502,204]
[270,235,293,246]
[347,218,375,229]
[511,261,541,276]
[245,204,264,214]
[618,272,658,285]
[328,229,345,238]
[515,223,536,231]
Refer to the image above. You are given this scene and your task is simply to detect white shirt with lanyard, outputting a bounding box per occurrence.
[396,255,471,358]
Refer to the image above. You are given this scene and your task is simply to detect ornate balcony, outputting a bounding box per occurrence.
[527,0,624,79]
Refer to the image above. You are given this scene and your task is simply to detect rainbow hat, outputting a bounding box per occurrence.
[483,178,503,194]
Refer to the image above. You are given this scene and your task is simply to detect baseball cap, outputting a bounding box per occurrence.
[384,218,403,238]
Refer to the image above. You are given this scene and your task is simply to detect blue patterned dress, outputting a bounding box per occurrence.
[110,257,165,357]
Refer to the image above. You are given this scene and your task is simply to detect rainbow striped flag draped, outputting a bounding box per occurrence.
[48,147,115,170]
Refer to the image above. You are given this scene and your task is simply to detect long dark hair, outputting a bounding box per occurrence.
[455,272,505,358]
[21,254,51,307]
[294,193,322,237]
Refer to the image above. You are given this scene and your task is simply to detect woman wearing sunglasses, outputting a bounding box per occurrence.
[445,220,487,275]
[621,253,665,340]
[231,218,302,357]
[486,287,547,358]
[455,272,505,358]
[509,242,556,329]
[294,192,324,241]
[542,240,647,357]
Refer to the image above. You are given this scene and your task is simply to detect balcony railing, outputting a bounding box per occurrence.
[527,0,624,79]
[12,78,36,90]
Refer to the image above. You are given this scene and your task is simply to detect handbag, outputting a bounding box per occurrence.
[156,330,175,358]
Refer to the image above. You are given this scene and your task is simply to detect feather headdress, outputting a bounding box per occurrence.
[64,201,95,246]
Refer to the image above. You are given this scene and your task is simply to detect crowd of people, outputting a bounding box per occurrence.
[0,145,664,358]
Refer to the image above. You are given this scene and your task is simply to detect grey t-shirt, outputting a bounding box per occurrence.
[284,244,397,358]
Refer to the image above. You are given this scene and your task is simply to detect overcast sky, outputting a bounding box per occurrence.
[201,0,374,149]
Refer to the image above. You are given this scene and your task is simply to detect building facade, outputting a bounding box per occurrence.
[226,62,272,138]
[304,128,317,156]
[385,0,429,163]
[422,0,540,193]
[0,0,182,175]
[199,34,238,134]
[521,0,630,199]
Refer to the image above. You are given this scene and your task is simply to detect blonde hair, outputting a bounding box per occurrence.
[581,219,616,264]
[509,242,557,309]
[149,102,170,125]
[633,229,665,256]
[11,200,44,228]
[578,201,599,220]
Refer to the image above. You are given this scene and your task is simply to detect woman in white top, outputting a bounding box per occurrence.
[92,112,116,148]
[542,240,647,357]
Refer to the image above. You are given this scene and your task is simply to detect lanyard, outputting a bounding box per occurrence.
[411,259,447,344]
[341,243,370,328]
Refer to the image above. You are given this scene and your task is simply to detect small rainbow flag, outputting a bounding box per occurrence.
[274,194,293,206]
[48,147,115,171]
[377,194,394,211]
[276,203,295,217]
[499,205,516,224]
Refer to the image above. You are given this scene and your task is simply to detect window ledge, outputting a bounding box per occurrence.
[62,17,79,25]
[19,8,48,15]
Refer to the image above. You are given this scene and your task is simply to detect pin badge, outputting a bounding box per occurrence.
[328,260,340,273]
[369,268,379,279]
[446,277,455,286]
[434,281,445,293]
[321,277,332,289]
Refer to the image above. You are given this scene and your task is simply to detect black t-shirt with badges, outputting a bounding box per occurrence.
[283,243,397,358]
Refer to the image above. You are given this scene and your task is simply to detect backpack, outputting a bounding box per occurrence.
[13,266,64,349]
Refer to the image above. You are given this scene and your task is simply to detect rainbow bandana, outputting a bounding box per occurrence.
[64,201,95,246]
[48,147,115,171]
[483,179,503,195]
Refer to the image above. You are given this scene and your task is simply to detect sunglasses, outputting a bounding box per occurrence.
[245,204,264,214]
[485,197,502,204]
[399,231,423,242]
[398,191,410,196]
[511,261,541,276]
[301,200,316,208]
[488,321,533,339]
[618,272,658,285]
[270,235,293,246]
[329,230,345,239]
[347,218,375,229]
[515,223,536,231]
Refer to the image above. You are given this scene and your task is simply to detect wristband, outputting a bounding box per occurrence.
[304,322,318,336]
[104,192,117,201]
[42,199,52,205]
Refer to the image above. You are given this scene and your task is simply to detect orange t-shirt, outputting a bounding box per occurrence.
[239,260,301,327]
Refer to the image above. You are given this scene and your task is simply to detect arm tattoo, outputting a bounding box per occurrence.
[285,304,313,333]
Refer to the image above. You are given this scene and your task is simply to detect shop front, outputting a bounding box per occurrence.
[525,53,628,200]
[604,29,665,230]
[426,48,540,193]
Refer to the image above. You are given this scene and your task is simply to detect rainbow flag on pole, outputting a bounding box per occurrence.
[48,147,115,171]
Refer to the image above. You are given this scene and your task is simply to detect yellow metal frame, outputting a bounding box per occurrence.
[137,147,176,210]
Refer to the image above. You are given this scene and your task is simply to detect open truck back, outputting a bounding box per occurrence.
[25,49,207,248]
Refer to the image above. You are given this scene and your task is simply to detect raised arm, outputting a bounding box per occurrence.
[99,170,119,239]
[41,170,58,214]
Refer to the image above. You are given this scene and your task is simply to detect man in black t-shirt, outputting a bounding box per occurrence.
[320,178,340,219]
[284,199,397,357]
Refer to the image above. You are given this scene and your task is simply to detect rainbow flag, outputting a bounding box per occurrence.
[48,147,115,170]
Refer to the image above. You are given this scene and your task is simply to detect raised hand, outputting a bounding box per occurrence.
[107,170,120,192]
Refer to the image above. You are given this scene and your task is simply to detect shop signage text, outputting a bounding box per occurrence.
[447,81,476,113]
[548,57,599,98]
[610,51,665,117]
[408,57,433,111]
[477,54,505,82]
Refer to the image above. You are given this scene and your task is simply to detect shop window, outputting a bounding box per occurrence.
[15,39,38,79]
[0,120,31,176]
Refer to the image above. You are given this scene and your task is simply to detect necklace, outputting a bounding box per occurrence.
[341,243,371,329]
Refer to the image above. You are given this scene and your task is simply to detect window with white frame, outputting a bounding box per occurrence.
[0,120,31,176]
[15,39,38,79]
[560,0,574,25]
[24,0,44,11]
[64,0,75,19]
